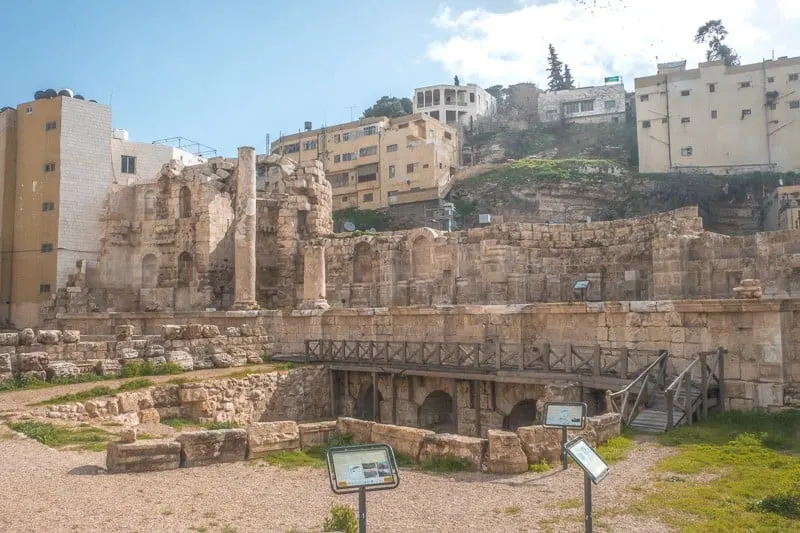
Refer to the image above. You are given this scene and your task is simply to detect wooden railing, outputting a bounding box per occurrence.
[665,347,726,429]
[305,339,664,379]
[606,350,669,426]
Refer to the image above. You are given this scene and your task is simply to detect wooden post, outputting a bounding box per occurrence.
[717,347,726,413]
[344,371,350,415]
[329,368,337,418]
[342,340,347,361]
[542,343,550,372]
[620,346,629,378]
[593,344,602,376]
[436,343,442,366]
[665,389,674,430]
[495,342,502,370]
[474,343,481,368]
[700,353,708,421]
[685,374,692,425]
[384,341,390,363]
[451,379,459,434]
[305,340,310,363]
[565,344,573,373]
[519,344,525,371]
[408,376,415,413]
[372,371,378,422]
[391,374,397,425]
[474,380,482,438]
[402,341,408,364]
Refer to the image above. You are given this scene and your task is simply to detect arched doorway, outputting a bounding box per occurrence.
[503,399,537,431]
[357,384,382,421]
[179,186,192,218]
[418,390,454,433]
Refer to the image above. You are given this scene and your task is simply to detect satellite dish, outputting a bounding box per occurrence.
[34,90,45,100]
[74,95,85,100]
[368,228,376,233]
[343,221,356,232]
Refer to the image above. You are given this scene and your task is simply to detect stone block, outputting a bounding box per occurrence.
[45,361,79,381]
[119,348,140,360]
[226,327,241,337]
[240,324,255,337]
[106,439,181,474]
[118,391,152,414]
[116,325,135,341]
[161,325,183,341]
[418,434,487,471]
[177,429,248,467]
[247,421,300,459]
[299,421,337,449]
[145,344,165,358]
[179,387,209,403]
[516,425,577,464]
[96,359,122,376]
[37,330,62,345]
[120,427,137,443]
[19,328,35,346]
[148,356,167,367]
[19,352,49,372]
[585,413,621,445]
[487,430,529,474]
[22,370,46,382]
[211,353,234,368]
[139,408,161,424]
[166,350,194,371]
[201,325,220,338]
[336,417,374,444]
[0,353,15,373]
[183,324,203,340]
[0,332,19,346]
[371,423,434,460]
[61,331,80,344]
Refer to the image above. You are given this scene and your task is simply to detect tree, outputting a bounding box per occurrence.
[694,19,740,67]
[546,44,565,91]
[362,96,414,119]
[563,64,575,89]
[454,75,460,86]
[485,85,505,99]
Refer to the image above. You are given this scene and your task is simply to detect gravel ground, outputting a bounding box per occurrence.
[0,422,676,533]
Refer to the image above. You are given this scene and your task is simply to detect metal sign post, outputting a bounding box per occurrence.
[542,402,587,470]
[326,443,400,533]
[565,436,610,533]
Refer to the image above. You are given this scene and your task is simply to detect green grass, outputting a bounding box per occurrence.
[419,456,472,473]
[259,433,354,470]
[623,410,800,532]
[596,435,634,465]
[502,505,523,516]
[0,372,116,393]
[33,378,154,406]
[7,421,116,451]
[558,498,583,510]
[121,361,184,378]
[160,418,240,431]
[528,459,552,473]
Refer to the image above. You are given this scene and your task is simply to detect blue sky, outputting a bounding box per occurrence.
[1,0,798,156]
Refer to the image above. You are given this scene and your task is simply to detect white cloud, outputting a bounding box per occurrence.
[427,0,799,89]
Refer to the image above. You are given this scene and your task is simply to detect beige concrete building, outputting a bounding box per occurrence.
[0,92,202,326]
[636,56,800,174]
[539,83,626,124]
[270,114,459,211]
[413,83,497,130]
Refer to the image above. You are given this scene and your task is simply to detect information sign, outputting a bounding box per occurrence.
[565,436,610,485]
[542,402,587,429]
[327,444,400,494]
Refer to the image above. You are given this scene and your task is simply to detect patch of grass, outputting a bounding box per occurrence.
[161,418,239,431]
[275,362,297,371]
[166,377,191,385]
[503,505,523,516]
[0,372,115,393]
[528,459,551,473]
[322,504,358,533]
[394,452,415,468]
[7,421,115,451]
[121,361,184,378]
[203,421,239,430]
[596,435,634,465]
[33,378,154,406]
[419,456,472,473]
[558,498,582,510]
[748,492,800,519]
[263,450,327,470]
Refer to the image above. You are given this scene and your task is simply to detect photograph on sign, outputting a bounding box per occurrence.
[542,402,587,429]
[565,437,609,484]
[327,444,399,494]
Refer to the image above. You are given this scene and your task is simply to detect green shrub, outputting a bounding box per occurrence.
[749,493,800,519]
[121,361,183,378]
[528,459,551,473]
[322,504,358,533]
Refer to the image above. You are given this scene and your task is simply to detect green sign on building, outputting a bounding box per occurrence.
[604,76,621,83]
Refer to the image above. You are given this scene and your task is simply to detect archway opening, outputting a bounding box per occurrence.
[503,399,538,432]
[141,254,159,288]
[419,390,454,433]
[357,384,382,421]
[177,252,194,287]
[179,186,192,218]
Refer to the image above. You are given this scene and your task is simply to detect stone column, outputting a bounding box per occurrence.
[300,245,329,309]
[233,146,257,309]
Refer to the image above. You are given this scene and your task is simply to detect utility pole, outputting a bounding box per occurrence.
[345,105,360,121]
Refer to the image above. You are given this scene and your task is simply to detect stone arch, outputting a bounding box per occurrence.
[357,384,382,421]
[418,390,454,433]
[177,252,194,287]
[144,190,157,219]
[141,254,159,288]
[179,186,192,218]
[353,241,372,284]
[502,399,537,432]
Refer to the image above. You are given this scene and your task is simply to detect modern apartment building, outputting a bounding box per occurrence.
[538,83,626,124]
[0,91,202,326]
[413,83,496,130]
[635,56,800,174]
[270,114,460,212]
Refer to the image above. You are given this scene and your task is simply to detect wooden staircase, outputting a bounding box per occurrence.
[629,383,717,432]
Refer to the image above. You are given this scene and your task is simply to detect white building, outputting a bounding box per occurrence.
[413,83,497,129]
[538,83,626,124]
[111,130,205,185]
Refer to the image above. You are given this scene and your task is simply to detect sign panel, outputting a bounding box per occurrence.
[542,402,587,429]
[565,436,609,484]
[574,280,590,290]
[604,76,621,83]
[327,444,400,494]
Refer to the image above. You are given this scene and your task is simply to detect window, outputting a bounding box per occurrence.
[581,100,594,112]
[120,155,136,174]
[423,164,429,169]
[709,83,716,93]
[681,146,693,156]
[769,103,777,110]
[407,163,418,173]
[642,120,651,128]
[563,100,594,114]
[444,132,452,140]
[328,172,349,188]
[681,117,691,124]
[283,143,300,154]
[661,118,668,124]
[739,81,751,88]
[791,100,800,109]
[363,193,373,202]
[303,140,317,151]
[417,92,424,107]
[397,123,409,129]
[39,284,51,294]
[640,94,649,102]
[363,125,377,136]
[768,77,775,83]
[386,144,398,152]
[711,110,718,119]
[333,134,341,143]
[42,201,54,211]
[389,165,395,178]
[41,243,53,253]
[604,100,617,109]
[742,109,752,116]
[334,155,341,163]
[342,152,356,162]
[343,131,359,141]
[341,196,348,202]
[45,121,57,131]
[791,73,799,82]
[680,90,691,96]
[357,173,377,183]
[359,145,377,157]
[612,117,620,123]
[44,162,56,172]
[470,92,475,103]
[25,106,33,114]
